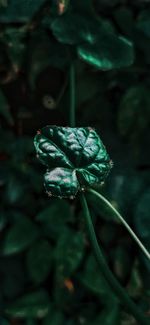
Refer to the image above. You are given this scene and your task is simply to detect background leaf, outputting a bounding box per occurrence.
[5,290,50,318]
[0,0,47,23]
[55,228,85,281]
[26,240,52,284]
[36,200,74,239]
[2,217,39,255]
[0,89,13,124]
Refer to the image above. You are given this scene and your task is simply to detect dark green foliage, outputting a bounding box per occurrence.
[36,200,73,239]
[2,217,40,255]
[26,240,52,284]
[0,0,150,324]
[0,90,13,125]
[5,290,50,318]
[55,228,85,281]
[0,0,47,23]
[51,12,134,69]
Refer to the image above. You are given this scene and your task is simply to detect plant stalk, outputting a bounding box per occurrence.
[88,188,150,261]
[80,193,149,325]
[69,63,76,127]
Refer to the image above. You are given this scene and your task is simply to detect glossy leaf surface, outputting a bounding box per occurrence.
[34,126,111,198]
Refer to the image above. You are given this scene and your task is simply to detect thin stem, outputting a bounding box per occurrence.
[88,188,150,261]
[69,63,76,127]
[80,193,149,325]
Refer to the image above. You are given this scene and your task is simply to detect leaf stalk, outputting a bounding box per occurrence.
[80,192,149,325]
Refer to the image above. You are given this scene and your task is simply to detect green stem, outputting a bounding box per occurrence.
[88,188,150,261]
[80,193,149,325]
[69,63,76,127]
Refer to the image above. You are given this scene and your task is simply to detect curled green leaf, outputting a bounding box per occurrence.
[34,126,112,199]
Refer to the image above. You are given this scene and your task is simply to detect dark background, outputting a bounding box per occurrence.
[0,0,150,324]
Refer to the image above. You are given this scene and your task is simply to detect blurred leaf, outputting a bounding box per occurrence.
[0,89,13,124]
[53,283,76,312]
[134,188,150,248]
[72,0,94,15]
[113,7,134,37]
[104,170,147,221]
[26,240,52,284]
[4,175,27,205]
[76,72,102,107]
[92,304,120,325]
[112,245,133,282]
[27,30,70,89]
[0,318,9,325]
[134,189,150,288]
[5,290,50,318]
[94,0,119,9]
[2,217,39,255]
[26,319,37,325]
[36,200,73,239]
[136,10,150,38]
[79,256,121,321]
[0,210,7,231]
[0,27,27,69]
[99,223,118,246]
[0,129,14,153]
[78,36,134,69]
[0,0,8,8]
[51,13,134,69]
[51,13,89,45]
[1,257,26,299]
[118,86,150,138]
[0,0,47,23]
[79,255,115,299]
[43,308,65,325]
[10,136,34,161]
[55,228,85,281]
[127,262,143,298]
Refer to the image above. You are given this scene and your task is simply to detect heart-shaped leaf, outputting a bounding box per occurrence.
[34,126,111,198]
[51,13,134,69]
